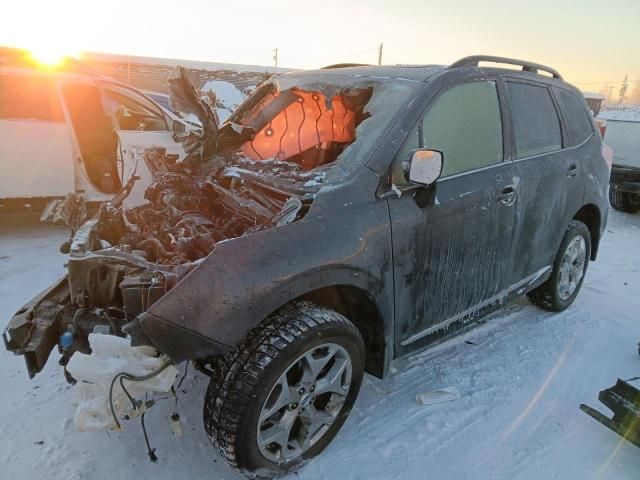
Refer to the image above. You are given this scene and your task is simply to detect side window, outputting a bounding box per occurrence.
[0,74,63,122]
[102,86,167,131]
[554,88,594,146]
[506,82,562,158]
[392,81,503,184]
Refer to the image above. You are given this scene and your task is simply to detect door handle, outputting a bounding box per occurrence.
[498,185,516,206]
[567,164,578,178]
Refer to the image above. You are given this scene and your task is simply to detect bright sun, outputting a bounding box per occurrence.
[28,45,79,66]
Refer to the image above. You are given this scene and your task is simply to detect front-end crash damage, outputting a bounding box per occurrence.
[4,67,380,383]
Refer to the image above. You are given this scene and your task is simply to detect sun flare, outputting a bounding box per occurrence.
[28,45,79,67]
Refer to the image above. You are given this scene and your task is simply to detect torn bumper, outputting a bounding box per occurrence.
[580,379,640,448]
[3,278,69,378]
[3,280,229,379]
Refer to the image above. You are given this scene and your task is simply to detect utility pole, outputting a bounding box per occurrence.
[377,43,383,66]
[608,85,615,102]
[619,74,629,104]
[273,48,278,68]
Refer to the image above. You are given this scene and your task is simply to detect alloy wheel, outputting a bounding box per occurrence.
[557,235,587,300]
[257,342,353,463]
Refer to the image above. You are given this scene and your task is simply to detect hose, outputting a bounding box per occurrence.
[108,359,175,431]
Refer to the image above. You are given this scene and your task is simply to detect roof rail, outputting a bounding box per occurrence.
[448,55,562,80]
[321,63,370,70]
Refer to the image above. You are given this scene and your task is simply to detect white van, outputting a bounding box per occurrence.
[0,49,190,214]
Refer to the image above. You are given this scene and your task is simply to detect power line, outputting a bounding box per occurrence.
[320,45,379,66]
[382,54,403,65]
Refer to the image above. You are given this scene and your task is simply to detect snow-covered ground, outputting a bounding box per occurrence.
[1,211,639,480]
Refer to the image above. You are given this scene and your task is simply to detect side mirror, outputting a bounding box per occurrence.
[406,149,443,186]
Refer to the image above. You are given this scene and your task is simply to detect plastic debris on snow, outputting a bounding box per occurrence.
[66,333,179,431]
[416,386,461,406]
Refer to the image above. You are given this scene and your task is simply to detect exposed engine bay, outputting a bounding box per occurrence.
[2,65,417,466]
[4,67,375,379]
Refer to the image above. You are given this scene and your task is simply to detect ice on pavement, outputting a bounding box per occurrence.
[1,212,640,479]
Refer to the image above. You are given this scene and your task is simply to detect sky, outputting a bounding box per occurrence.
[1,0,639,89]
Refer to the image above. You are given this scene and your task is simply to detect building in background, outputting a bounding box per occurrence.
[78,52,288,94]
[582,91,606,116]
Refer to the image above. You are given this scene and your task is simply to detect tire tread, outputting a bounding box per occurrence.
[203,300,361,477]
[609,184,640,213]
[527,220,591,311]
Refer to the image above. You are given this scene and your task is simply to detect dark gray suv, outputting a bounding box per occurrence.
[5,56,610,478]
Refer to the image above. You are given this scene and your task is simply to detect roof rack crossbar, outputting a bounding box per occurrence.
[448,55,562,80]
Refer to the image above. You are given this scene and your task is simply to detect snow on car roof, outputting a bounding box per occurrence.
[598,108,640,123]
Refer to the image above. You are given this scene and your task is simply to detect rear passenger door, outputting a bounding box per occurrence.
[505,80,584,284]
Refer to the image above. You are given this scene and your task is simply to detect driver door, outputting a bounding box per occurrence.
[388,79,518,354]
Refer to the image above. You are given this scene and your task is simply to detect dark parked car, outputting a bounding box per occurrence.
[4,57,610,478]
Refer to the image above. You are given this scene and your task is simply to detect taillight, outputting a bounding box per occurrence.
[602,143,613,170]
[597,119,607,138]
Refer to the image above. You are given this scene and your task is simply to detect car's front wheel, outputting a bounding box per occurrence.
[203,301,365,478]
[527,220,591,311]
[609,184,640,213]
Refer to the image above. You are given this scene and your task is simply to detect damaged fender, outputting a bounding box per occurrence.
[129,167,395,367]
[4,73,414,380]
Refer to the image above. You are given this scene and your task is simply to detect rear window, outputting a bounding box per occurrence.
[507,82,562,158]
[0,74,64,122]
[554,88,593,146]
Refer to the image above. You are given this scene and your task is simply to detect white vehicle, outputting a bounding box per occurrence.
[0,48,190,214]
[599,109,640,213]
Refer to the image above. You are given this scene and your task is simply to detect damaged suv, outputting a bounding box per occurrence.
[5,56,610,478]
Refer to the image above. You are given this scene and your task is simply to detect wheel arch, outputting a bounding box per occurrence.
[572,203,601,260]
[296,285,389,379]
[142,265,394,378]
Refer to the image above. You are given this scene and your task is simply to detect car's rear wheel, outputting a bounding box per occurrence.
[527,220,591,311]
[609,184,640,213]
[203,301,365,478]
